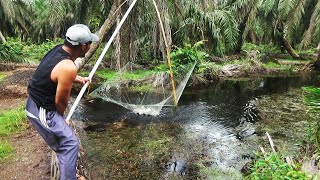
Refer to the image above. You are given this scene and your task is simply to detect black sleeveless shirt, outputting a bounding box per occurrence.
[28,45,71,111]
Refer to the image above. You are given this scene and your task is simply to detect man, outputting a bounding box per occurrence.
[25,24,99,180]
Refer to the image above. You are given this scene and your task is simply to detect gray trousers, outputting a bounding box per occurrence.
[25,97,79,180]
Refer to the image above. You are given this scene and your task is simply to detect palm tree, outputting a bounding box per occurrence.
[231,0,310,59]
[75,0,122,69]
[0,0,29,39]
[301,0,320,49]
[170,0,239,56]
[229,0,261,53]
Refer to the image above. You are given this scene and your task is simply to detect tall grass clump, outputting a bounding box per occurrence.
[0,105,27,136]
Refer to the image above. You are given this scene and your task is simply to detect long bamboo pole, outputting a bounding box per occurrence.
[151,0,178,106]
[65,0,138,122]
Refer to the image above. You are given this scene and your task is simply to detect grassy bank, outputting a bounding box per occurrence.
[0,106,27,162]
[243,87,320,179]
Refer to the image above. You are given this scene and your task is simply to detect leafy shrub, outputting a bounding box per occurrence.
[154,41,209,75]
[0,42,25,63]
[23,38,63,62]
[1,38,63,63]
[245,152,309,180]
[170,41,208,71]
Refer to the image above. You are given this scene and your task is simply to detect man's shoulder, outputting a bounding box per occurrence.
[58,60,77,73]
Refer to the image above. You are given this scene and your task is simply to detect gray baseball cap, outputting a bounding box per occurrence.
[65,24,99,45]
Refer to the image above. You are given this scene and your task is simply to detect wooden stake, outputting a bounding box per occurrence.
[266,132,277,153]
[151,0,178,106]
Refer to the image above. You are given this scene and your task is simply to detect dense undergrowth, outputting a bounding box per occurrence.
[0,38,63,63]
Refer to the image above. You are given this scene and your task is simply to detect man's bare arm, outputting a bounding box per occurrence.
[52,60,77,115]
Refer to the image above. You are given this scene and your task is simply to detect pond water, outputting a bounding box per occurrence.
[72,74,320,179]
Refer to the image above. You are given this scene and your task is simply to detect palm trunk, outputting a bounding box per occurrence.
[0,30,6,43]
[75,0,121,70]
[317,43,320,61]
[283,39,301,60]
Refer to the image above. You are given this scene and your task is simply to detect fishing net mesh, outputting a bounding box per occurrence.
[90,62,196,116]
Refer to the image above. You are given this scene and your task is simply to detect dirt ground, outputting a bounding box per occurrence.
[0,66,51,179]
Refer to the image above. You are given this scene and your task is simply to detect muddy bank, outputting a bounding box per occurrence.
[0,67,51,179]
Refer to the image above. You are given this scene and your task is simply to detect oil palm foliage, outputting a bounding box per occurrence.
[230,0,320,58]
[0,0,32,40]
[0,43,24,63]
[301,0,320,48]
[171,0,239,56]
[0,0,110,43]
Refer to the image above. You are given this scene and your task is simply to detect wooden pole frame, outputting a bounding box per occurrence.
[151,0,178,106]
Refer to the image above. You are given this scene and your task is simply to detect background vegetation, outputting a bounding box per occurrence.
[0,0,319,67]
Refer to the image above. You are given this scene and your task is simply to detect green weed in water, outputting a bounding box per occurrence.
[303,87,320,111]
[302,87,320,163]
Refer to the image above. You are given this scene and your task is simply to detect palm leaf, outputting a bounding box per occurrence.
[301,0,320,48]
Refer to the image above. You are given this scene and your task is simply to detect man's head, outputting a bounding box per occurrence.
[64,24,99,57]
[65,24,99,45]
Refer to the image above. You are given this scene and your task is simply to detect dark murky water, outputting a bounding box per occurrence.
[72,74,320,179]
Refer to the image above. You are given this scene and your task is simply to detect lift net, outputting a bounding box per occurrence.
[90,62,196,116]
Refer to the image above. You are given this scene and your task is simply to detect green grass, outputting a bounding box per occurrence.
[0,106,27,137]
[0,72,6,82]
[0,141,13,162]
[0,105,27,163]
[82,69,158,81]
[122,70,156,80]
[262,62,282,68]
